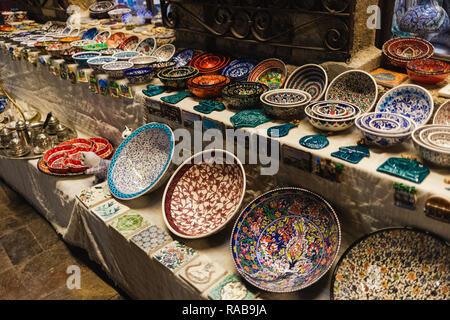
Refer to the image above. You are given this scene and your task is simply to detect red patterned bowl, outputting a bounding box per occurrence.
[382,37,434,68]
[190,53,230,74]
[188,75,231,98]
[407,59,450,84]
[43,145,76,163]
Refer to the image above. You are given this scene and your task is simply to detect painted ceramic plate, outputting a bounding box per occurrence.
[331,228,449,300]
[119,35,139,51]
[284,64,328,102]
[248,58,287,90]
[136,37,156,56]
[107,123,174,200]
[105,32,126,49]
[190,53,229,73]
[231,188,341,293]
[382,37,434,67]
[433,100,450,125]
[326,70,378,113]
[93,30,111,43]
[163,150,246,239]
[222,60,256,81]
[172,49,194,67]
[375,84,434,128]
[153,43,176,62]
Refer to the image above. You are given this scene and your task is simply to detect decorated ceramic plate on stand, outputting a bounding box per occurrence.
[119,35,139,51]
[284,64,328,102]
[231,187,341,293]
[162,149,246,239]
[331,228,449,300]
[136,37,156,56]
[247,58,287,90]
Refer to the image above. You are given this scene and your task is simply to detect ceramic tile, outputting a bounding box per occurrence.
[176,255,227,293]
[130,225,172,254]
[207,273,258,300]
[152,241,197,272]
[91,199,129,222]
[108,210,151,238]
[438,83,450,98]
[77,182,111,209]
[370,68,408,88]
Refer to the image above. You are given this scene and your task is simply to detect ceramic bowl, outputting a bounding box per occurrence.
[412,125,450,167]
[102,61,133,79]
[87,56,118,73]
[152,43,176,62]
[108,8,132,22]
[325,70,378,113]
[105,32,126,48]
[190,52,230,74]
[355,114,413,148]
[375,84,434,128]
[358,112,414,135]
[407,59,450,84]
[124,67,155,84]
[148,60,177,74]
[382,37,434,68]
[93,30,110,43]
[310,101,358,120]
[70,39,96,49]
[187,75,231,99]
[82,42,108,52]
[81,27,98,40]
[45,42,71,57]
[135,37,156,56]
[172,48,194,67]
[108,122,175,200]
[230,187,341,293]
[157,66,199,90]
[112,50,140,61]
[72,51,101,68]
[60,46,82,62]
[162,149,246,239]
[129,55,158,68]
[221,59,257,82]
[89,1,114,19]
[284,64,328,102]
[47,152,69,174]
[248,58,287,90]
[305,103,360,132]
[222,81,269,110]
[261,89,312,120]
[418,126,450,151]
[59,36,81,43]
[433,101,450,125]
[100,48,122,56]
[119,35,139,51]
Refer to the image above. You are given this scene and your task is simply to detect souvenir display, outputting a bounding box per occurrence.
[161,92,193,105]
[377,158,431,184]
[77,181,111,209]
[221,59,256,82]
[142,85,165,97]
[119,36,139,51]
[305,102,361,132]
[152,43,176,62]
[129,55,158,68]
[331,146,370,164]
[91,199,129,222]
[112,50,140,61]
[190,52,230,74]
[267,123,298,138]
[382,37,434,68]
[230,109,271,128]
[284,64,328,101]
[406,59,450,84]
[172,49,194,67]
[370,68,408,88]
[130,225,172,254]
[375,84,434,128]
[260,89,312,120]
[136,37,156,56]
[222,81,268,110]
[152,241,198,272]
[331,228,449,300]
[231,188,341,293]
[299,135,330,150]
[325,70,378,113]
[109,210,151,238]
[248,58,287,90]
[207,273,258,300]
[157,66,199,90]
[193,100,225,114]
[188,74,231,99]
[124,67,155,84]
[163,149,246,239]
[108,123,174,200]
[433,101,450,125]
[102,61,133,79]
[411,125,450,168]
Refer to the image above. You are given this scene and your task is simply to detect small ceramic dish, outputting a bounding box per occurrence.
[428,131,450,150]
[129,55,158,68]
[100,48,122,56]
[222,81,269,110]
[152,43,176,62]
[284,64,328,102]
[43,145,75,163]
[325,70,378,113]
[124,67,155,84]
[107,122,175,200]
[82,42,108,52]
[418,126,450,151]
[70,39,96,49]
[310,101,356,119]
[72,51,101,68]
[47,152,69,174]
[102,61,134,79]
[358,112,414,135]
[162,149,246,239]
[157,66,199,90]
[112,50,140,61]
[188,75,231,99]
[260,89,312,120]
[375,84,434,128]
[382,37,434,68]
[407,59,450,84]
[305,104,360,132]
[433,100,450,125]
[64,158,89,173]
[412,125,450,167]
[87,56,118,73]
[136,37,156,56]
[248,58,287,90]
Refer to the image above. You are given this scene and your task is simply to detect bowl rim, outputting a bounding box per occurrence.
[71,50,101,60]
[284,63,328,101]
[162,149,247,240]
[87,56,117,65]
[309,100,358,120]
[129,55,158,64]
[358,111,414,135]
[157,66,199,80]
[411,125,450,155]
[325,69,378,113]
[247,57,287,85]
[188,74,229,87]
[305,103,361,123]
[355,112,414,137]
[406,59,450,75]
[418,126,450,151]
[112,50,140,59]
[124,67,154,77]
[135,36,156,55]
[229,186,341,293]
[152,43,176,62]
[260,88,312,108]
[222,81,269,98]
[382,37,434,61]
[107,122,175,200]
[433,100,450,125]
[102,60,134,71]
[375,83,434,127]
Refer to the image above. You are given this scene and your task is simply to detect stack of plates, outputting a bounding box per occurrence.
[260,89,312,120]
[157,66,199,90]
[305,101,361,132]
[412,125,450,168]
[382,37,434,68]
[187,74,231,99]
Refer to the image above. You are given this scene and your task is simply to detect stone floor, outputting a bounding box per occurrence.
[0,178,128,300]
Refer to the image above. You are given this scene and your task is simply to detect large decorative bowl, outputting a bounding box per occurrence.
[102,61,133,79]
[129,55,158,68]
[124,67,155,84]
[87,56,118,73]
[310,101,357,120]
[157,66,199,90]
[93,30,110,44]
[305,103,360,132]
[407,59,450,84]
[163,149,246,239]
[412,125,450,168]
[172,49,194,67]
[433,100,450,125]
[325,70,378,113]
[148,60,177,74]
[222,81,269,110]
[284,64,328,102]
[119,35,139,51]
[248,58,287,90]
[190,52,230,74]
[72,51,101,68]
[260,89,312,120]
[70,39,95,49]
[358,112,414,135]
[231,187,341,293]
[112,50,140,61]
[136,37,156,56]
[108,123,175,200]
[89,1,114,19]
[105,32,126,49]
[188,74,231,99]
[375,84,434,128]
[152,43,176,62]
[382,37,434,68]
[221,59,257,82]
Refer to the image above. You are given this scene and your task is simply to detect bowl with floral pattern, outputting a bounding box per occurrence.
[87,56,118,73]
[102,61,134,79]
[433,100,450,125]
[107,122,175,200]
[230,187,341,293]
[325,70,378,113]
[157,66,199,90]
[261,89,312,120]
[375,84,434,128]
[248,58,287,90]
[124,67,155,84]
[284,64,328,102]
[358,112,415,135]
[163,149,246,239]
[188,74,231,99]
[305,103,360,132]
[82,42,108,52]
[129,55,158,68]
[412,125,450,167]
[382,37,434,68]
[418,126,450,151]
[72,51,101,68]
[407,59,450,84]
[112,50,140,61]
[152,43,176,62]
[222,81,269,110]
[310,101,358,120]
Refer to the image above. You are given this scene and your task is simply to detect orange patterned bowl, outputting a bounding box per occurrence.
[407,59,450,84]
[59,36,82,43]
[187,75,231,98]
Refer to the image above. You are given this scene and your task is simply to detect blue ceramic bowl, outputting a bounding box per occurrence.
[358,112,414,135]
[123,67,155,84]
[72,51,101,68]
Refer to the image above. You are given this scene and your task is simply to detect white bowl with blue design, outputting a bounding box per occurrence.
[102,61,134,79]
[124,67,155,84]
[412,125,450,168]
[87,56,117,73]
[375,84,434,128]
[305,102,361,132]
[72,51,101,68]
[358,112,414,135]
[112,50,140,61]
[108,123,175,200]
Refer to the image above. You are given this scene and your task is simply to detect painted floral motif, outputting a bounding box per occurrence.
[177,256,227,293]
[285,65,327,101]
[231,188,341,293]
[433,101,450,125]
[109,210,150,238]
[208,273,258,300]
[91,199,129,221]
[136,37,156,56]
[164,159,245,238]
[230,109,271,128]
[332,228,449,300]
[152,241,197,271]
[130,225,172,253]
[77,182,111,208]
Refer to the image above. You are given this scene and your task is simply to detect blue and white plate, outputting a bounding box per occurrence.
[82,27,98,40]
[108,123,175,200]
[375,84,434,128]
[172,49,194,67]
[222,60,256,81]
